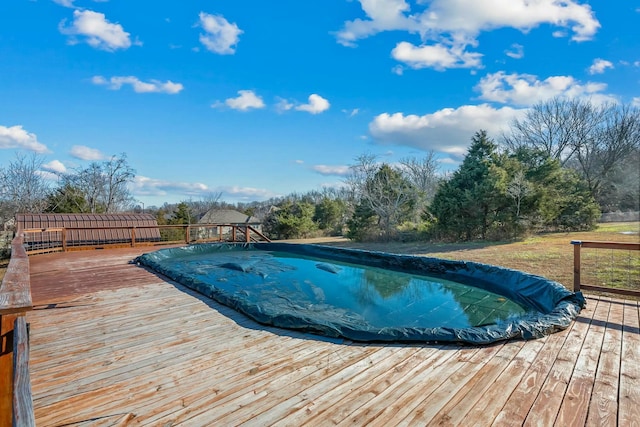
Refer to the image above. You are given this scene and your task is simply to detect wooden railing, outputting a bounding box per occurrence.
[0,232,35,426]
[21,223,271,254]
[1,223,271,425]
[571,240,640,297]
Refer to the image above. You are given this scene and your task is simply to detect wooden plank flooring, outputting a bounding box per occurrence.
[26,248,640,426]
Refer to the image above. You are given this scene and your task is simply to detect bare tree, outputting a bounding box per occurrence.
[63,153,135,213]
[344,153,379,202]
[346,155,414,240]
[503,98,640,208]
[184,192,223,220]
[572,103,640,200]
[502,97,603,166]
[364,164,414,238]
[0,152,50,216]
[506,170,531,219]
[103,154,136,212]
[399,151,439,220]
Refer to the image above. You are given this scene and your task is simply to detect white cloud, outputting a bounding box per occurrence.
[38,170,61,182]
[53,0,75,7]
[275,94,331,114]
[42,160,67,174]
[342,108,360,117]
[369,104,524,156]
[92,75,183,94]
[632,97,640,108]
[59,10,134,51]
[70,145,105,161]
[217,186,279,200]
[505,43,524,59]
[391,65,404,75]
[132,178,280,201]
[418,0,600,42]
[53,0,109,6]
[0,125,49,153]
[335,0,419,47]
[588,58,614,75]
[475,71,616,106]
[295,94,330,114]
[198,12,242,55]
[391,41,483,70]
[131,176,210,197]
[223,90,265,111]
[275,98,294,113]
[311,165,351,176]
[336,0,600,70]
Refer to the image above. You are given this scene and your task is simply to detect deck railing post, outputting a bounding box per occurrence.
[131,227,136,248]
[12,315,35,426]
[232,226,237,242]
[185,225,190,244]
[571,240,582,292]
[0,312,16,426]
[245,226,250,243]
[61,228,67,252]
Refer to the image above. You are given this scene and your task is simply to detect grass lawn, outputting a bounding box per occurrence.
[2,222,638,295]
[292,222,640,293]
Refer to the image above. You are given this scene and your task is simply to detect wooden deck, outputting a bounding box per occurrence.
[26,248,640,426]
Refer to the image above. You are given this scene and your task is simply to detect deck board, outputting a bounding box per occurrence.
[619,299,640,427]
[25,247,640,426]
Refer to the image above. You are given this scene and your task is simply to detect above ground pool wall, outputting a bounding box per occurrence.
[134,243,586,345]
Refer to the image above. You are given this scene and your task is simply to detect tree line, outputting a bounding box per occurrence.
[1,97,638,243]
[0,153,136,222]
[260,98,639,241]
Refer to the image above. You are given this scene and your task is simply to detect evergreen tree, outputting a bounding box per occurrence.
[263,200,318,239]
[431,131,509,240]
[45,184,90,213]
[171,202,192,224]
[512,148,600,231]
[314,197,347,235]
[345,202,377,241]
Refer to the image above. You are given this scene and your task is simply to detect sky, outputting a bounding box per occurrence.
[1,0,639,207]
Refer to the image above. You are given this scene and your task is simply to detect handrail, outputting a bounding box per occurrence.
[1,222,270,425]
[0,232,34,426]
[571,240,640,297]
[0,233,32,315]
[21,223,271,254]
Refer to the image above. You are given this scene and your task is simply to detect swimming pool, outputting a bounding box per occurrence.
[135,243,585,344]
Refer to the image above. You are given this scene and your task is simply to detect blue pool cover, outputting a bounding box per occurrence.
[134,243,585,345]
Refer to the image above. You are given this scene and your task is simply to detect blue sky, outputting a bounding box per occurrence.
[1,0,638,207]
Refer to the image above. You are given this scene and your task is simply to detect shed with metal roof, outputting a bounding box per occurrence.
[16,213,161,252]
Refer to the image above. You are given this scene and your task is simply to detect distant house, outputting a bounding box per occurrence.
[197,209,263,241]
[199,209,261,227]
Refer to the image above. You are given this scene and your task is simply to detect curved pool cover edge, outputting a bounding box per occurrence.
[134,243,585,345]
